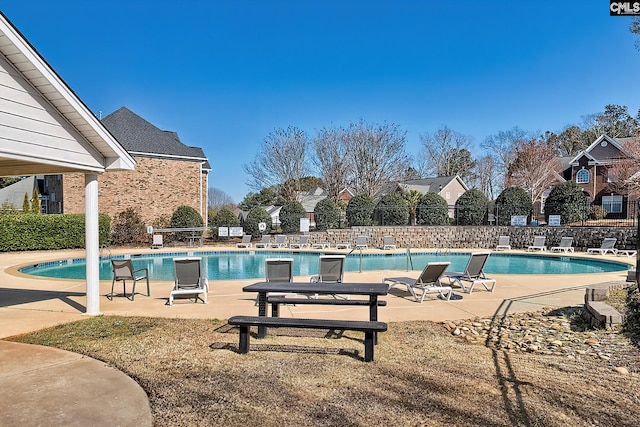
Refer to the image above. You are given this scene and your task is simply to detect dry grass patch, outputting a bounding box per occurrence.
[8,315,640,427]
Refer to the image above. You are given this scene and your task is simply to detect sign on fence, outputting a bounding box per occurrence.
[510,215,528,226]
[548,215,561,226]
[230,226,243,237]
[300,218,310,232]
[218,227,228,237]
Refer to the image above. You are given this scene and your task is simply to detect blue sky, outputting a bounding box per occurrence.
[2,1,639,202]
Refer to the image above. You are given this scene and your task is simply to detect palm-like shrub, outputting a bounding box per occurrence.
[494,186,533,225]
[455,189,489,225]
[314,198,341,230]
[416,192,450,225]
[375,193,409,225]
[245,207,272,237]
[545,181,588,224]
[346,194,375,226]
[279,200,306,233]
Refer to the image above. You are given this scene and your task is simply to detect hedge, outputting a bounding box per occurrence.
[0,214,111,252]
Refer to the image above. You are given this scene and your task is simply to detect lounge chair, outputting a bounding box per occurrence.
[355,236,368,249]
[383,236,396,250]
[495,236,511,251]
[254,235,271,248]
[527,236,547,252]
[335,242,351,249]
[310,254,346,298]
[312,241,331,249]
[444,251,496,293]
[168,257,208,305]
[108,259,150,301]
[383,262,452,303]
[151,234,163,249]
[587,238,618,255]
[550,237,574,253]
[289,235,310,249]
[236,235,252,248]
[269,234,288,248]
[264,257,297,298]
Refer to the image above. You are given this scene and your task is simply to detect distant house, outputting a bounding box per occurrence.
[396,176,469,217]
[297,187,353,227]
[561,134,636,218]
[0,176,43,212]
[41,107,211,224]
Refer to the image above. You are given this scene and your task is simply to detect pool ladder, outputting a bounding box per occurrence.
[436,240,452,256]
[100,244,112,259]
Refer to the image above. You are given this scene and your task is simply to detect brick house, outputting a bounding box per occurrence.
[43,107,210,224]
[563,134,635,218]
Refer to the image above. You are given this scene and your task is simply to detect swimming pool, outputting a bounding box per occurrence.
[19,250,630,281]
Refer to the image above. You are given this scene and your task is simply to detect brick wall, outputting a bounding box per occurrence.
[62,156,207,224]
[308,226,637,251]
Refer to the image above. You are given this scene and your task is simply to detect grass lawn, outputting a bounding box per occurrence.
[8,311,640,427]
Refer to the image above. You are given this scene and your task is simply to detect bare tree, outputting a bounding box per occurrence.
[481,126,532,193]
[343,120,411,197]
[631,16,640,50]
[419,126,475,180]
[506,139,560,204]
[208,187,234,209]
[313,127,350,202]
[243,126,310,201]
[472,155,498,199]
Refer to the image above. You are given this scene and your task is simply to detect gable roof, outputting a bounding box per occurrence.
[0,12,134,176]
[397,175,469,194]
[101,107,210,170]
[568,134,629,167]
[0,176,36,209]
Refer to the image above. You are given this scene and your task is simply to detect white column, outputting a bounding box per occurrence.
[85,173,101,315]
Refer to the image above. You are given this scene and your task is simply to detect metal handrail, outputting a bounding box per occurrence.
[406,247,414,271]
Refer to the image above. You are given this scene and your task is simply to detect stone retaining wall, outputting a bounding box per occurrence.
[308,226,637,251]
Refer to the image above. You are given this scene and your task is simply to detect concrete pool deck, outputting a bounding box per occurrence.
[0,245,635,426]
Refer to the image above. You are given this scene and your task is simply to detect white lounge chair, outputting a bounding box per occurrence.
[527,236,547,252]
[168,257,208,305]
[335,242,351,249]
[355,236,368,249]
[269,234,288,248]
[310,254,346,298]
[587,238,618,255]
[264,258,297,298]
[151,234,163,249]
[289,235,310,249]
[108,259,150,301]
[444,251,496,293]
[254,235,271,248]
[550,237,574,253]
[495,236,511,251]
[236,235,252,248]
[384,262,452,303]
[382,236,396,250]
[311,241,331,249]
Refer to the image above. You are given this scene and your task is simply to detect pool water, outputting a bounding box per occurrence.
[19,251,629,281]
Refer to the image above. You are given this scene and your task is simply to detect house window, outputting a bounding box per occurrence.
[602,195,623,213]
[576,169,589,184]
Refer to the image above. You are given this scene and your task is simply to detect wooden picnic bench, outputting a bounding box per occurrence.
[228,315,388,362]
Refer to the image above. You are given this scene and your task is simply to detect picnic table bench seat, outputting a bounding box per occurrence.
[228,315,387,362]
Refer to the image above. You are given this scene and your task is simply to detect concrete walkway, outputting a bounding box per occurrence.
[0,246,634,426]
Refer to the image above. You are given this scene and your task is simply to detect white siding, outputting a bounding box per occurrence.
[0,54,104,171]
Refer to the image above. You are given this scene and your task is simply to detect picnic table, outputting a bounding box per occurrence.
[242,281,388,338]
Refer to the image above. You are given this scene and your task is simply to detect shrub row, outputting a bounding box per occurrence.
[0,214,111,252]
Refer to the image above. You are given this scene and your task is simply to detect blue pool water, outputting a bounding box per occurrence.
[19,250,630,281]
